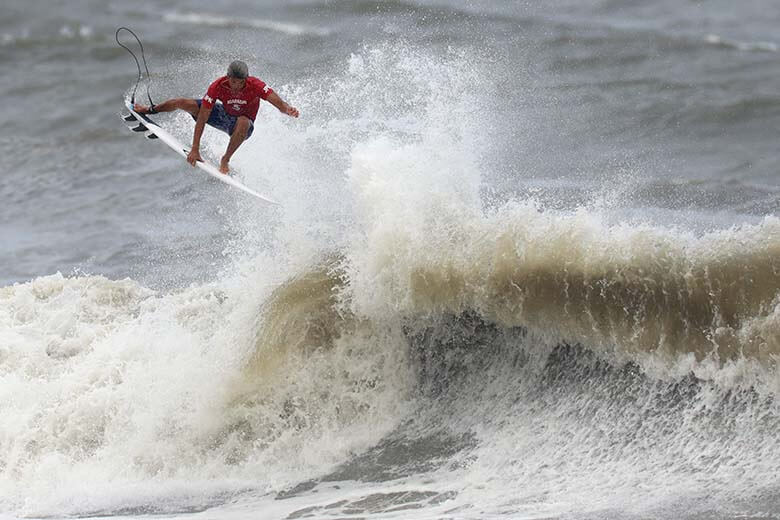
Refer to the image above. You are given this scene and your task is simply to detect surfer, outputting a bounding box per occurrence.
[133,60,299,174]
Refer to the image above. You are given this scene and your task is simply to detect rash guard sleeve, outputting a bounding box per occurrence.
[249,77,273,100]
[202,79,221,109]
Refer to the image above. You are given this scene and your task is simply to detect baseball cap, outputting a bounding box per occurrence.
[227,60,248,79]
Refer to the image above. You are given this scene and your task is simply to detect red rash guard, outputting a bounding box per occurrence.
[201,76,274,121]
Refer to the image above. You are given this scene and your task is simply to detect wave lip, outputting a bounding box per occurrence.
[163,12,331,37]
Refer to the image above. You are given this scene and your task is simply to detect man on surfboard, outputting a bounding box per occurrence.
[134,60,299,174]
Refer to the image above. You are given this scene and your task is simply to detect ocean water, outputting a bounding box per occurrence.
[2,1,780,518]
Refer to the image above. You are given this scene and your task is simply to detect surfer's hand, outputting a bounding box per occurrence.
[187,149,202,166]
[285,105,299,118]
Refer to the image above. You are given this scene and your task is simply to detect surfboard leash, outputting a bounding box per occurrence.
[115,27,157,112]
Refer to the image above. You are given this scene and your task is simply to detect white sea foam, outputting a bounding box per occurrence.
[0,268,411,516]
[705,33,779,52]
[0,25,92,47]
[163,12,331,37]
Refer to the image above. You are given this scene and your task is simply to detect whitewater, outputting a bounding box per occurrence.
[2,1,780,519]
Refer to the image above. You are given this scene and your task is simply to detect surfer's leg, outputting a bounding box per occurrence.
[219,116,251,174]
[135,98,199,117]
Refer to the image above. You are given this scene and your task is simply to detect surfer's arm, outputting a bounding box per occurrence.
[266,92,299,118]
[188,104,212,165]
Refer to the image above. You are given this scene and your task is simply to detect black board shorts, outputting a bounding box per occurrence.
[194,99,255,138]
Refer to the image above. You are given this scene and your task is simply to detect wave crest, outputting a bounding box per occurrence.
[345,202,780,363]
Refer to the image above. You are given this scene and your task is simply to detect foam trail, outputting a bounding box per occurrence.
[163,12,331,37]
[705,33,779,52]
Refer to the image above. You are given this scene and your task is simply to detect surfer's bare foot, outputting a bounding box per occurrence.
[133,104,150,114]
[219,157,230,174]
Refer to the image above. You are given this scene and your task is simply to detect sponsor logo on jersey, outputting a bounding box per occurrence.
[227,98,247,112]
[263,85,270,93]
[204,94,213,103]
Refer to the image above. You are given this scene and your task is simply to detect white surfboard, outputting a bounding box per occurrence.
[122,99,280,205]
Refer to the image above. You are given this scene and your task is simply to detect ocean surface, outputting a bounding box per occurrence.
[2,1,780,518]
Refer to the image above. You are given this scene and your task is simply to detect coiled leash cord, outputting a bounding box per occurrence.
[115,26,157,112]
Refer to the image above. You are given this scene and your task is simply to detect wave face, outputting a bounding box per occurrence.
[347,200,780,362]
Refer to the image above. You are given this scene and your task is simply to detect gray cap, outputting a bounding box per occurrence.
[227,60,248,79]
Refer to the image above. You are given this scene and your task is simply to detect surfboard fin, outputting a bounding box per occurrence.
[146,133,158,140]
[131,124,147,132]
[122,113,137,122]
